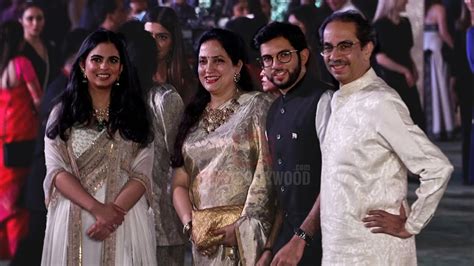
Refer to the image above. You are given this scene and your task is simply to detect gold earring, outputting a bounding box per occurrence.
[81,68,87,83]
[233,72,241,83]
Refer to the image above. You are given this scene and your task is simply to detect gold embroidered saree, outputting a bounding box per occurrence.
[182,91,276,265]
[41,108,157,266]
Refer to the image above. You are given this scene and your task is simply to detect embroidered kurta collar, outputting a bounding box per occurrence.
[338,68,377,97]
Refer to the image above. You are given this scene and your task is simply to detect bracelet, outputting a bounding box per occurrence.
[294,227,313,246]
[182,220,192,236]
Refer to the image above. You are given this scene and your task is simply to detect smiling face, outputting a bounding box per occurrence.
[144,22,173,61]
[80,42,123,91]
[259,36,308,91]
[322,21,372,85]
[19,6,45,38]
[198,39,242,96]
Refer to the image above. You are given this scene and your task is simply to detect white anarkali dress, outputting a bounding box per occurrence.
[317,69,453,266]
[41,110,157,266]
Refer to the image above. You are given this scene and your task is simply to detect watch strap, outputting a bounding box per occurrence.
[294,227,313,246]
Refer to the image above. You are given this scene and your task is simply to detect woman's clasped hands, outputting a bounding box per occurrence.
[86,202,127,241]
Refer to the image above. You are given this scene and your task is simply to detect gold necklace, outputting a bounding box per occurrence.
[92,106,109,131]
[202,92,240,134]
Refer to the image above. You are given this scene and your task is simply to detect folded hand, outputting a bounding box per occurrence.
[86,222,114,241]
[87,202,126,241]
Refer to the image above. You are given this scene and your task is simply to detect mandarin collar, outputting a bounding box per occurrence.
[281,73,314,101]
[338,68,377,97]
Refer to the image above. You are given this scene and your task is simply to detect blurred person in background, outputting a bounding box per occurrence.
[10,28,89,266]
[449,1,474,185]
[222,0,249,24]
[353,0,379,21]
[0,0,26,23]
[373,0,425,129]
[225,0,268,86]
[260,0,272,22]
[80,0,127,32]
[464,0,474,184]
[68,0,87,29]
[326,0,362,14]
[34,0,71,50]
[260,69,280,97]
[128,0,149,21]
[19,2,59,90]
[424,0,455,140]
[0,20,42,260]
[143,6,197,105]
[170,0,197,29]
[288,4,335,85]
[119,20,187,265]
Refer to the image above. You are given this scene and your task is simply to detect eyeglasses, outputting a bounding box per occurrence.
[257,50,299,68]
[320,41,360,56]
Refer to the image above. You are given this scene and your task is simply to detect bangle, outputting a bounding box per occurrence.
[182,220,192,235]
[263,247,272,254]
[294,227,313,246]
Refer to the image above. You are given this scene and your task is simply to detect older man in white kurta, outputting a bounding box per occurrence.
[317,11,453,265]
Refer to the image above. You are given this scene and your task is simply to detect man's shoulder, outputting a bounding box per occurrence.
[359,79,404,107]
[300,76,334,97]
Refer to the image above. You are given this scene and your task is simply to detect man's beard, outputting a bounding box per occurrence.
[269,60,302,90]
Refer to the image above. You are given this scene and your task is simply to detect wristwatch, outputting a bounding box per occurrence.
[294,228,313,246]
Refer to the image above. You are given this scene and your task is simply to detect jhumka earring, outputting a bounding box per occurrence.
[233,72,241,83]
[81,69,87,83]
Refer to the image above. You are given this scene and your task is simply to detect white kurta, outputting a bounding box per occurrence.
[317,69,453,265]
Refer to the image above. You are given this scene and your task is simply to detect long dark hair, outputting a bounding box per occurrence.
[19,2,44,19]
[118,20,157,96]
[46,29,153,147]
[171,28,254,167]
[0,21,24,75]
[142,6,197,104]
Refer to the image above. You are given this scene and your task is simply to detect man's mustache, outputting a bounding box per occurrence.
[328,59,348,67]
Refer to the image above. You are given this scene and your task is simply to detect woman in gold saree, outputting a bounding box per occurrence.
[41,30,157,265]
[172,28,275,265]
